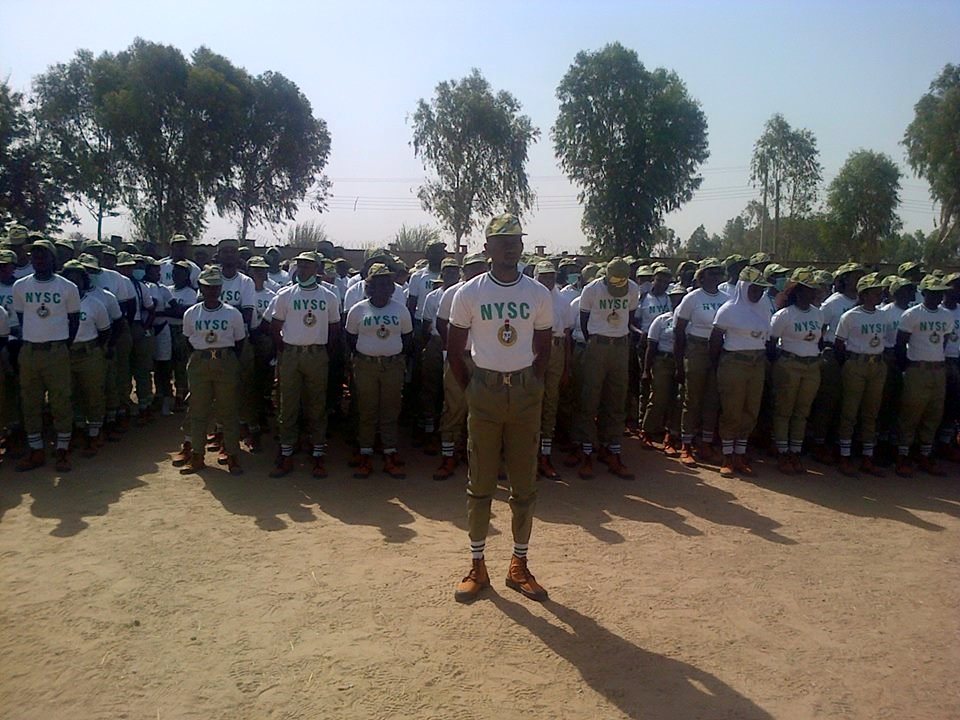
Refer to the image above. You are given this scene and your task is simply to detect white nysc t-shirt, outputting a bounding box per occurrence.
[346,298,413,356]
[898,304,953,362]
[182,302,246,350]
[579,278,640,338]
[771,305,823,357]
[674,288,729,339]
[12,274,81,342]
[835,306,886,355]
[272,283,340,346]
[75,294,111,343]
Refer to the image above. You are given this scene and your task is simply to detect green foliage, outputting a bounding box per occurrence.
[650,225,680,257]
[826,150,902,264]
[683,224,720,257]
[411,69,539,243]
[32,49,124,241]
[392,223,442,252]
[552,43,709,257]
[903,64,960,246]
[0,80,73,230]
[750,113,823,259]
[285,220,329,249]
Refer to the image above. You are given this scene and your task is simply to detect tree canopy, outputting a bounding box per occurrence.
[552,42,709,257]
[411,69,538,244]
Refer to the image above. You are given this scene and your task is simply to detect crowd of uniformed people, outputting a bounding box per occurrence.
[0,219,958,484]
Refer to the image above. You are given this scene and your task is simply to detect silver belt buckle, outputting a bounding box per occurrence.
[502,372,512,387]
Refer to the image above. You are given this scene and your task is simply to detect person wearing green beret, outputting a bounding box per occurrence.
[160,234,201,288]
[833,273,889,477]
[875,276,916,461]
[640,283,687,456]
[935,272,960,462]
[710,266,772,477]
[894,275,953,477]
[769,269,824,475]
[0,249,24,455]
[117,252,157,423]
[6,225,36,280]
[808,263,865,464]
[719,255,748,296]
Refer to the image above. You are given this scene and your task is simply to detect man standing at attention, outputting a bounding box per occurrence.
[447,213,553,604]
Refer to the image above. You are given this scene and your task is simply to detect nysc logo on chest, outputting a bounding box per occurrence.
[702,302,724,312]
[25,291,62,305]
[293,298,326,312]
[362,314,400,327]
[480,302,531,321]
[221,290,242,304]
[794,319,821,341]
[194,319,230,332]
[598,298,629,311]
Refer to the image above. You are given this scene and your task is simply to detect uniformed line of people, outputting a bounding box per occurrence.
[2,220,958,484]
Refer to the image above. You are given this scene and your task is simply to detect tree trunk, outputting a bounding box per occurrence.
[96,197,104,243]
[760,169,768,252]
[240,208,249,242]
[773,179,781,258]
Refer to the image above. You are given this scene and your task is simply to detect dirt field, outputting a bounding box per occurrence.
[1,418,958,720]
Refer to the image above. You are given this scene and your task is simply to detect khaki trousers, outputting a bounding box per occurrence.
[717,351,766,441]
[466,366,543,545]
[237,339,256,427]
[251,331,275,422]
[642,353,681,436]
[838,355,887,443]
[898,363,946,447]
[113,320,132,412]
[129,324,155,410]
[772,355,821,445]
[169,324,190,399]
[353,353,405,450]
[188,350,240,455]
[809,349,842,440]
[70,342,106,426]
[278,345,329,448]
[576,335,629,446]
[439,354,474,446]
[939,359,959,440]
[540,337,565,440]
[20,342,73,434]
[681,337,720,441]
[420,335,444,424]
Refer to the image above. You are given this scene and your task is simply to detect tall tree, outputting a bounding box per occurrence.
[903,64,960,246]
[826,150,901,264]
[411,69,539,245]
[650,225,680,257]
[684,224,719,257]
[392,223,442,252]
[0,80,72,230]
[32,49,124,241]
[750,114,822,258]
[553,43,708,257]
[99,39,239,243]
[204,51,332,241]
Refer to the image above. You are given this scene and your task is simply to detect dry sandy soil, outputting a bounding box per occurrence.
[1,418,959,720]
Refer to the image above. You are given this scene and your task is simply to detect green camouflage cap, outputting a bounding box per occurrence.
[739,265,772,287]
[265,246,281,255]
[762,263,789,280]
[943,271,960,286]
[170,233,191,245]
[115,251,136,267]
[749,251,772,266]
[246,255,269,269]
[27,238,57,255]
[198,266,224,286]
[918,274,949,292]
[78,253,101,272]
[366,262,393,278]
[695,257,723,278]
[605,258,631,297]
[635,264,655,278]
[172,259,193,271]
[652,263,672,276]
[426,239,447,250]
[622,256,638,265]
[365,247,392,262]
[54,238,75,250]
[440,257,461,270]
[834,262,865,279]
[484,213,525,238]
[558,258,579,269]
[666,282,688,296]
[887,276,915,295]
[100,244,117,257]
[463,252,487,266]
[293,250,321,264]
[676,260,698,275]
[789,267,819,289]
[142,255,161,267]
[856,272,885,293]
[217,238,240,248]
[0,248,16,265]
[724,254,747,269]
[931,268,946,278]
[898,260,924,276]
[813,270,834,287]
[534,260,556,276]
[4,224,30,246]
[61,259,87,273]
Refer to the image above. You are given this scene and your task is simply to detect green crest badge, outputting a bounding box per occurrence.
[930,332,940,344]
[869,336,881,348]
[36,304,50,318]
[205,330,218,344]
[750,330,763,339]
[498,320,517,347]
[376,325,390,340]
[606,310,619,325]
[303,310,317,327]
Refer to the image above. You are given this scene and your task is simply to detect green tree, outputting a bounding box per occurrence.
[392,223,442,252]
[684,224,720,257]
[99,39,239,243]
[650,225,680,257]
[553,43,708,257]
[204,52,332,241]
[880,229,927,265]
[750,114,823,259]
[0,80,72,230]
[903,64,960,247]
[285,220,329,249]
[411,69,538,245]
[826,150,902,264]
[32,49,124,241]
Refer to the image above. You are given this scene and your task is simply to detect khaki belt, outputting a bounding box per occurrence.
[355,353,403,366]
[70,339,99,355]
[590,335,628,345]
[780,350,820,364]
[551,336,566,346]
[473,365,535,387]
[25,340,67,351]
[193,348,233,360]
[725,349,765,362]
[910,360,945,368]
[283,343,326,354]
[847,352,884,364]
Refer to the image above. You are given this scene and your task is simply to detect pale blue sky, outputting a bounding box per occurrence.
[2,0,957,251]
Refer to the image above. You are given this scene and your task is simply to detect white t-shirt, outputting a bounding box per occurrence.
[647,312,679,354]
[579,278,640,338]
[898,304,953,362]
[570,296,585,344]
[549,286,572,338]
[714,298,769,351]
[674,288,729,339]
[272,283,340,346]
[450,272,552,372]
[0,281,19,329]
[333,275,350,302]
[408,268,440,320]
[268,269,291,287]
[820,292,857,344]
[75,293,111,343]
[129,279,155,322]
[183,302,246,350]
[149,283,172,328]
[254,287,276,327]
[637,291,672,334]
[160,258,200,288]
[89,287,122,323]
[166,285,199,326]
[558,285,580,306]
[12,274,81,342]
[95,268,136,305]
[942,304,960,359]
[771,305,823,357]
[0,306,10,338]
[346,298,413,356]
[438,280,469,348]
[718,280,737,296]
[220,270,256,314]
[835,306,886,355]
[343,279,407,315]
[421,286,445,337]
[880,302,909,349]
[13,263,35,280]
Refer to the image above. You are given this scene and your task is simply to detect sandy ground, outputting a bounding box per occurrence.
[1,417,959,720]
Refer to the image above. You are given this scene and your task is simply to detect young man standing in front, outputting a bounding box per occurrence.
[447,213,553,604]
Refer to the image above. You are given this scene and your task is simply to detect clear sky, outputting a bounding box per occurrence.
[2,0,957,251]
